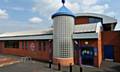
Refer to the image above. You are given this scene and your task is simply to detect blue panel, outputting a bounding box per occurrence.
[104,45,114,59]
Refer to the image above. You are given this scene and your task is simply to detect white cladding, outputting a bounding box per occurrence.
[53,16,74,58]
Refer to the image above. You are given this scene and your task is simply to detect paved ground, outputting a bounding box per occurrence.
[0,55,120,72]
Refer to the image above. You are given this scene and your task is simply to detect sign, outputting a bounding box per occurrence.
[94,48,97,56]
[30,42,36,51]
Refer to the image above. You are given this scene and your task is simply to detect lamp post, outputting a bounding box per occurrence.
[74,40,83,72]
[48,40,52,68]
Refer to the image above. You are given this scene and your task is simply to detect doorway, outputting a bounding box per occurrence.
[104,45,114,61]
[81,46,94,65]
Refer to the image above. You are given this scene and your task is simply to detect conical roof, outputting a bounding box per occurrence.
[52,5,75,18]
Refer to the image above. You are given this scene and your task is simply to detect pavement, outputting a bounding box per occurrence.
[0,54,120,72]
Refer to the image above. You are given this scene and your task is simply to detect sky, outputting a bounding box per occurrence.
[0,0,120,33]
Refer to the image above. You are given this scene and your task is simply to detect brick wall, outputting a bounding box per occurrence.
[0,40,53,62]
[102,31,120,62]
[75,17,89,25]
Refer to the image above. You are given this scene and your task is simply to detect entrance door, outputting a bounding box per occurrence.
[81,46,94,65]
[104,45,114,60]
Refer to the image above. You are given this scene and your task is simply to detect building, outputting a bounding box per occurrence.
[0,0,120,67]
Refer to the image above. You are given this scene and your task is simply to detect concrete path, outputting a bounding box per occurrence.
[0,54,120,72]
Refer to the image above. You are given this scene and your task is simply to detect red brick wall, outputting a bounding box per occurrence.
[0,41,4,53]
[102,31,120,62]
[74,39,101,67]
[0,40,53,61]
[79,39,98,47]
[75,17,89,25]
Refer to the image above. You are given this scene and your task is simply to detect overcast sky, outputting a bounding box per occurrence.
[0,0,119,32]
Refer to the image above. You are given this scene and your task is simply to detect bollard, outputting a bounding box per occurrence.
[69,63,72,72]
[58,63,61,71]
[80,66,83,72]
[49,60,52,68]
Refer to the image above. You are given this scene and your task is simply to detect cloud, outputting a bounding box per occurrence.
[33,0,81,17]
[82,4,109,14]
[11,7,25,11]
[31,0,116,29]
[81,0,98,6]
[65,2,80,13]
[29,17,42,24]
[0,19,47,32]
[32,0,113,17]
[0,9,8,19]
[32,0,60,17]
[0,0,116,32]
[4,0,9,3]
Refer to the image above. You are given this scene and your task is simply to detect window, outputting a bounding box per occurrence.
[22,41,24,49]
[103,24,112,31]
[25,41,28,49]
[43,41,46,51]
[89,17,102,23]
[38,41,48,51]
[4,40,19,48]
[38,41,42,50]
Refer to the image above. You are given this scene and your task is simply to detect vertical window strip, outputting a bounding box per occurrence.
[41,41,43,51]
[43,41,46,51]
[22,41,24,49]
[39,41,41,51]
[25,41,28,50]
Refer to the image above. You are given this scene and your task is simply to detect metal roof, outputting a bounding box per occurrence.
[0,33,98,40]
[0,23,101,38]
[52,6,75,18]
[74,22,102,33]
[76,13,117,24]
[73,33,98,39]
[74,23,97,33]
[0,35,53,40]
[0,28,53,38]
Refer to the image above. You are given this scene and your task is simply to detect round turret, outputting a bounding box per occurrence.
[52,0,75,66]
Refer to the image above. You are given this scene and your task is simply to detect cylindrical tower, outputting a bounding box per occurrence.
[52,0,75,66]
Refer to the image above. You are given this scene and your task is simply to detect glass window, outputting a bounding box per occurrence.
[25,41,28,49]
[22,41,24,49]
[89,17,101,23]
[4,40,19,48]
[38,41,43,51]
[43,41,46,51]
[38,41,48,51]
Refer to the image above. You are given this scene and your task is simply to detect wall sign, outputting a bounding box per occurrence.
[30,42,36,51]
[94,48,97,56]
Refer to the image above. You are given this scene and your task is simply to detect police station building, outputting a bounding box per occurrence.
[0,0,120,67]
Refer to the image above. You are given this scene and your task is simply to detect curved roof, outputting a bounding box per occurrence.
[76,13,117,24]
[52,6,75,18]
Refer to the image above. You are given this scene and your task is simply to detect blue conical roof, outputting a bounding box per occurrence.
[52,6,75,18]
